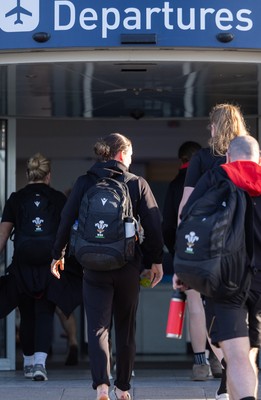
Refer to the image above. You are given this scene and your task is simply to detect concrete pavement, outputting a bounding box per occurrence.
[1,360,259,400]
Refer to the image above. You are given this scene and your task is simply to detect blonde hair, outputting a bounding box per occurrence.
[26,153,51,182]
[94,133,132,161]
[208,104,249,156]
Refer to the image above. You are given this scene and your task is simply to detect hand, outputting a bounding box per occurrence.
[51,258,64,279]
[140,269,153,287]
[150,263,163,288]
[172,273,188,291]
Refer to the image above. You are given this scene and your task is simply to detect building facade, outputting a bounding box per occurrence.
[1,0,261,369]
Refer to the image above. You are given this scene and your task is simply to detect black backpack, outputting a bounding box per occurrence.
[13,187,61,264]
[174,173,254,300]
[73,173,136,271]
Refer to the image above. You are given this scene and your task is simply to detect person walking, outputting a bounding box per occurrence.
[51,133,164,400]
[178,103,250,219]
[0,153,79,381]
[175,135,261,400]
[162,141,220,380]
[174,103,250,395]
[162,141,202,259]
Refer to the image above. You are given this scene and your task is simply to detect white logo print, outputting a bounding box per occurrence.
[32,216,44,232]
[101,198,107,206]
[0,0,39,32]
[95,220,108,238]
[185,231,199,254]
[34,201,40,207]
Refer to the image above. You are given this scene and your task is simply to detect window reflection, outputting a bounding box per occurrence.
[0,121,6,357]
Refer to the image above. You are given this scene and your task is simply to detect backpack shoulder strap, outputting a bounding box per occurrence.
[123,171,137,183]
[211,169,254,267]
[244,192,255,269]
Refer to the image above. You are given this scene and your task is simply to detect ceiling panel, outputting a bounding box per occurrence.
[2,61,258,119]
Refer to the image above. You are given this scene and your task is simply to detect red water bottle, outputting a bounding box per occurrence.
[166,290,186,339]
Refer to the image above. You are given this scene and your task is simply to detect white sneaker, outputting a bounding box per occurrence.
[32,364,48,381]
[23,365,33,379]
[215,391,229,400]
[110,387,131,400]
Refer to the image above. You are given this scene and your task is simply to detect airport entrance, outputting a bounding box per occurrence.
[0,49,261,370]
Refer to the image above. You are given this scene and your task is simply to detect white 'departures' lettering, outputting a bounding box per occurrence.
[54,1,253,39]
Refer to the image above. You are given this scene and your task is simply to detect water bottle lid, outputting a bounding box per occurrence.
[172,289,186,300]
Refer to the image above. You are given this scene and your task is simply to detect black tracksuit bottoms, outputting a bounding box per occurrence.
[18,293,56,355]
[83,262,140,391]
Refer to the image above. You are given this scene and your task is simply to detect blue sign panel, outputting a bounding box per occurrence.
[0,0,259,50]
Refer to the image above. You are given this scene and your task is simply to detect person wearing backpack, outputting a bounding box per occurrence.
[175,135,261,400]
[0,153,82,381]
[162,141,223,380]
[51,133,164,400]
[174,103,250,395]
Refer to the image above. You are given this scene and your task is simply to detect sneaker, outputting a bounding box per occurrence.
[215,391,229,400]
[97,389,109,400]
[192,363,210,381]
[32,364,48,381]
[209,353,222,378]
[97,385,110,400]
[23,365,33,379]
[110,387,131,400]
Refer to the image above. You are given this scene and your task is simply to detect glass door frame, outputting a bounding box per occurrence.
[0,118,16,370]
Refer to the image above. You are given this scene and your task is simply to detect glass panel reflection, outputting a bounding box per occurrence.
[13,61,258,119]
[0,121,6,358]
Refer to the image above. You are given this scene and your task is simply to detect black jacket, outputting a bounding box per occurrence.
[52,160,164,268]
[185,161,261,270]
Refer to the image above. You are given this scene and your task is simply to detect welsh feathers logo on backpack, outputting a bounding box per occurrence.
[73,174,136,271]
[174,176,254,300]
[14,188,60,263]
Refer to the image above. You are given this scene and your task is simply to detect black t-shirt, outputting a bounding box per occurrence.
[2,183,67,296]
[184,147,226,188]
[2,183,66,225]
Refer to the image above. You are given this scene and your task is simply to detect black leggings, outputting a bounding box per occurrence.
[18,294,56,355]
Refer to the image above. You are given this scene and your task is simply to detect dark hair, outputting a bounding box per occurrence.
[94,133,132,161]
[178,141,202,163]
[26,153,51,182]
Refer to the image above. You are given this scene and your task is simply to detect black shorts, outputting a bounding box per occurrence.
[205,287,261,348]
